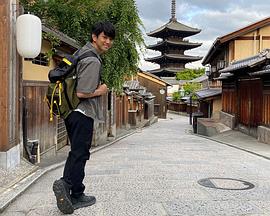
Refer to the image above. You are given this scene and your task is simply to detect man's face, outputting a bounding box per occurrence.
[92,32,114,54]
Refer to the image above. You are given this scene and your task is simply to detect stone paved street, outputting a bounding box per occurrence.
[2,113,270,215]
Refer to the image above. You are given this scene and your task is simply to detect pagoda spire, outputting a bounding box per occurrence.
[145,0,202,77]
[170,0,177,21]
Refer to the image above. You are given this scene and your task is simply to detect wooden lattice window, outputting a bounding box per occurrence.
[25,53,49,66]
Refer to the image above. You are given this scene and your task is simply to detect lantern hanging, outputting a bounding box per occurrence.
[16,14,42,58]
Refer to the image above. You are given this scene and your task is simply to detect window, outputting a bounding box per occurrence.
[24,53,49,66]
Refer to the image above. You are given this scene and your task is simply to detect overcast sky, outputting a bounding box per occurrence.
[135,0,270,70]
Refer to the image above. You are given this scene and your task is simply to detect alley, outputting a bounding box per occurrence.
[2,113,270,216]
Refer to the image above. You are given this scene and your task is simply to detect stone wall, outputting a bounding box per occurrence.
[258,126,270,145]
[219,111,235,129]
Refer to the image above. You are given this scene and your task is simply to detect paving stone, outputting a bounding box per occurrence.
[2,114,270,215]
[163,200,262,216]
[100,201,167,216]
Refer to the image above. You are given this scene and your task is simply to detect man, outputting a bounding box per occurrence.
[53,21,115,214]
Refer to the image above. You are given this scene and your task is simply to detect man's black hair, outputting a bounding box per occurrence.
[91,21,115,42]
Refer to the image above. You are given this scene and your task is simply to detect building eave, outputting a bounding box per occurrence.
[138,71,172,86]
[202,38,221,65]
[42,25,81,50]
[219,49,270,73]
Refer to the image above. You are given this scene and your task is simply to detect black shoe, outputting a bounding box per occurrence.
[71,194,96,210]
[53,179,74,214]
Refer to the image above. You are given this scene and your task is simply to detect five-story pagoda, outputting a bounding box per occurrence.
[145,0,202,77]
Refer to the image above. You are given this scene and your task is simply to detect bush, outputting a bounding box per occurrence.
[172,91,180,102]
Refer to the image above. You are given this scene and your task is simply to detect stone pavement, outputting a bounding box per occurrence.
[2,113,270,215]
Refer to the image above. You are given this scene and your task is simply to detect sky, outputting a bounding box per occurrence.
[135,0,270,71]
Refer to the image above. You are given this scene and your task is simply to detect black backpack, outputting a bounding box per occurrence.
[45,50,98,121]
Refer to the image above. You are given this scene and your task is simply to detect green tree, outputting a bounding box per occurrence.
[172,91,180,102]
[21,0,144,92]
[175,68,205,81]
[183,82,201,97]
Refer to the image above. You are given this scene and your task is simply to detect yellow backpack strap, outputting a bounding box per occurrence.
[49,82,60,121]
[63,58,72,66]
[58,82,62,105]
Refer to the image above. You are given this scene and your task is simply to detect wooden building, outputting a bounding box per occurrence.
[200,16,270,138]
[195,88,222,119]
[145,0,202,77]
[123,80,155,127]
[202,16,270,88]
[218,49,270,144]
[137,71,171,119]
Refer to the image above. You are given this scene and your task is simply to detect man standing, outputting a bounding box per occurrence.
[53,21,115,214]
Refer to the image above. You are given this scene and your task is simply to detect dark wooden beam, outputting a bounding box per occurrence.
[0,0,10,151]
[0,0,20,152]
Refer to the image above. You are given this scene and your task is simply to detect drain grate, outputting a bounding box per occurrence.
[198,177,255,190]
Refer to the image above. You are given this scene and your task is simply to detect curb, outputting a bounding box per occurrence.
[0,129,138,213]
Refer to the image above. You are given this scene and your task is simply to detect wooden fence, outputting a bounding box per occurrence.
[167,101,187,112]
[23,81,154,161]
[23,81,60,155]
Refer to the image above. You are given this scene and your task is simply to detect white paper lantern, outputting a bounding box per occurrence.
[16,14,42,58]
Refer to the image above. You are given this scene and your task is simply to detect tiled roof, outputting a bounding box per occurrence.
[147,67,181,76]
[123,80,144,91]
[195,88,222,99]
[220,49,270,73]
[145,54,202,63]
[147,39,202,50]
[189,75,208,83]
[147,20,201,38]
[123,80,155,99]
[160,77,183,85]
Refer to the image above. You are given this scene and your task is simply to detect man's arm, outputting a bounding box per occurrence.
[76,84,108,99]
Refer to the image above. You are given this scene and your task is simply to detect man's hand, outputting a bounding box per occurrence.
[97,84,108,95]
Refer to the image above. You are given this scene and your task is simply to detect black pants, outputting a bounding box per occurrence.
[63,111,94,197]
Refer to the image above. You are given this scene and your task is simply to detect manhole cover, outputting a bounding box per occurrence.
[198,177,255,190]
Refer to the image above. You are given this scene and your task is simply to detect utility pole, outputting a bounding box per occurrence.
[0,0,21,169]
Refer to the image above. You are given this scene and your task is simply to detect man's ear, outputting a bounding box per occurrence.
[92,34,97,42]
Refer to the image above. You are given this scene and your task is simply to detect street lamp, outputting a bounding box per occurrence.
[179,86,185,97]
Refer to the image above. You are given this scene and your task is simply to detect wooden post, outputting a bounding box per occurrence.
[0,0,20,169]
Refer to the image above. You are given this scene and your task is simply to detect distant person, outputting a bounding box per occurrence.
[52,21,115,214]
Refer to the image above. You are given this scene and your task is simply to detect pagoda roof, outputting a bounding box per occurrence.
[145,54,202,64]
[147,20,201,39]
[147,39,202,51]
[147,67,183,76]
